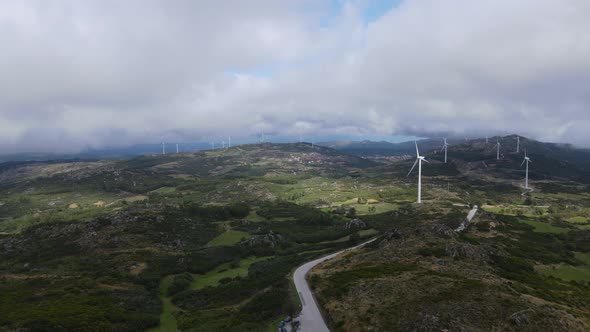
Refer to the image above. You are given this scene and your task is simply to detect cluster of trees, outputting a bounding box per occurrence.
[182,202,250,220]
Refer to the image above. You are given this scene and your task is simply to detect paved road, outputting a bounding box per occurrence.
[455,205,478,232]
[293,239,377,332]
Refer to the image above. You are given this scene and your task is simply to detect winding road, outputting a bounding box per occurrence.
[293,239,377,332]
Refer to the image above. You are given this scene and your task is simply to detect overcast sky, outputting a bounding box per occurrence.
[1,0,589,154]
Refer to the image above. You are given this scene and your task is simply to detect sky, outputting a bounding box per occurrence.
[1,0,589,154]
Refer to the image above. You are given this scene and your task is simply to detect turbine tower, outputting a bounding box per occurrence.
[176,143,179,153]
[516,136,520,153]
[162,142,166,155]
[228,136,231,148]
[520,150,532,189]
[407,141,429,204]
[441,138,449,163]
[494,138,501,160]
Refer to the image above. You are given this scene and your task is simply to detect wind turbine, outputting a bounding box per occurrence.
[521,150,532,189]
[176,143,179,153]
[228,136,231,148]
[222,140,225,149]
[407,141,429,204]
[441,138,449,163]
[162,142,166,155]
[516,136,520,153]
[494,138,501,160]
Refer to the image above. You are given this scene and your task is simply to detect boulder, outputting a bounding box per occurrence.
[343,218,367,230]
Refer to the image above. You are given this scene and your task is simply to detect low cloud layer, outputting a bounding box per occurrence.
[1,0,589,154]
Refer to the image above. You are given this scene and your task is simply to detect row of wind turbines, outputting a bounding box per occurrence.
[160,136,233,155]
[408,136,532,204]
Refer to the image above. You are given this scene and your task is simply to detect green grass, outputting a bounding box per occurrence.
[575,252,590,265]
[358,229,380,237]
[244,211,267,222]
[538,264,590,282]
[147,275,179,332]
[206,230,251,246]
[566,216,588,224]
[191,256,272,290]
[150,186,177,194]
[354,203,398,215]
[482,205,548,217]
[518,219,570,234]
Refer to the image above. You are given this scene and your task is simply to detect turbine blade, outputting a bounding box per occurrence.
[415,141,419,157]
[423,159,430,163]
[520,160,526,167]
[407,159,418,177]
[529,159,532,163]
[440,146,445,152]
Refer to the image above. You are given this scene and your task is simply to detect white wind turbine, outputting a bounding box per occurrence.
[516,136,520,153]
[162,141,166,155]
[493,138,501,160]
[228,136,231,148]
[441,138,449,163]
[520,150,532,189]
[407,141,429,204]
[176,143,179,153]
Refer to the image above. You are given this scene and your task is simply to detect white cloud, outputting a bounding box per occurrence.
[1,0,590,154]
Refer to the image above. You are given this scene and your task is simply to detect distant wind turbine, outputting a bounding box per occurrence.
[407,141,429,204]
[516,136,520,153]
[486,136,489,144]
[441,138,449,163]
[494,138,501,160]
[176,143,179,153]
[521,150,532,189]
[162,142,166,155]
[228,136,231,148]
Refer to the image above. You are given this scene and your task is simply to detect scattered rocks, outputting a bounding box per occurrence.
[444,243,488,260]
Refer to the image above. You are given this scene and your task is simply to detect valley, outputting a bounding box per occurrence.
[0,137,589,331]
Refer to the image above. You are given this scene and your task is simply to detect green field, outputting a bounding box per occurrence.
[518,219,570,234]
[482,205,548,217]
[147,276,179,332]
[354,203,398,215]
[206,230,252,246]
[192,256,273,289]
[538,264,590,282]
[567,216,588,224]
[575,252,590,265]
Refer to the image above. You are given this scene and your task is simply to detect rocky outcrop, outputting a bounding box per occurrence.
[444,243,488,260]
[383,228,405,241]
[343,218,366,230]
[415,224,456,238]
[240,231,285,248]
[510,309,534,327]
